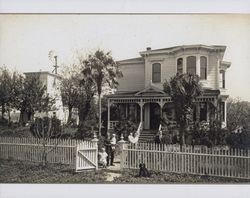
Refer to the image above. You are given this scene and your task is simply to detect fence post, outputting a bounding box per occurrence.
[92,131,99,170]
[118,133,126,171]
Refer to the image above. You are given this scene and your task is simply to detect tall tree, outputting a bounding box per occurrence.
[61,74,81,124]
[163,73,203,146]
[18,74,54,125]
[227,97,250,131]
[60,64,96,126]
[0,67,12,119]
[0,67,23,122]
[82,50,122,136]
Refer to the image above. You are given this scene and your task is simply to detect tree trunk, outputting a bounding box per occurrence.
[8,110,11,124]
[67,106,73,124]
[78,96,92,126]
[98,94,102,137]
[1,104,5,119]
[42,141,47,167]
[19,111,28,126]
[179,124,185,150]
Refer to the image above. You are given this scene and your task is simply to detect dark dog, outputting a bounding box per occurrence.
[138,163,151,177]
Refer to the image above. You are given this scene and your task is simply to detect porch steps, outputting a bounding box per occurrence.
[139,130,157,143]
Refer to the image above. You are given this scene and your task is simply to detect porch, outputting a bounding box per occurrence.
[106,86,222,141]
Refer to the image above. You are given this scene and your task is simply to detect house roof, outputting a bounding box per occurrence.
[117,57,144,65]
[118,44,227,64]
[24,71,63,79]
[140,44,227,56]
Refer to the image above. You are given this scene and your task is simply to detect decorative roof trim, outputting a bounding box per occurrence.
[135,82,165,96]
[140,45,226,56]
[220,61,231,70]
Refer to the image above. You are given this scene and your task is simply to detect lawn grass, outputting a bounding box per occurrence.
[0,159,107,183]
[113,169,250,184]
[1,159,250,184]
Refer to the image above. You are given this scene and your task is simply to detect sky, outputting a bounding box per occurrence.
[0,14,250,101]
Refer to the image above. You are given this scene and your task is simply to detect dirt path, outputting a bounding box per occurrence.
[105,172,121,181]
[104,160,121,182]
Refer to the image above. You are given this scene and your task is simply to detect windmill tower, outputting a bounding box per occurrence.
[48,50,59,74]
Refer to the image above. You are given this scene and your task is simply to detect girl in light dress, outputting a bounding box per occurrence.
[98,147,108,168]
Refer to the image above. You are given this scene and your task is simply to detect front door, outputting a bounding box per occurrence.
[150,103,161,130]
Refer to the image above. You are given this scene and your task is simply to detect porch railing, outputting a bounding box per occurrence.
[128,122,142,144]
[135,122,142,137]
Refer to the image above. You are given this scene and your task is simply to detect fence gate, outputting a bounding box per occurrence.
[76,141,98,172]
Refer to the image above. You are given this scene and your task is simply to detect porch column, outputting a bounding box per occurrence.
[196,103,200,122]
[107,99,110,130]
[224,101,227,127]
[196,55,200,76]
[206,102,210,122]
[159,99,164,117]
[125,103,128,119]
[139,100,144,124]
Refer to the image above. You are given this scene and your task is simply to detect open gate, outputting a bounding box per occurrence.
[76,141,98,172]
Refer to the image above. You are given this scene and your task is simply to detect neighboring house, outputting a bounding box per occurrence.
[24,71,65,122]
[106,45,231,140]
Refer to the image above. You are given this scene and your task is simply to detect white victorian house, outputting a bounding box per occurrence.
[106,44,231,142]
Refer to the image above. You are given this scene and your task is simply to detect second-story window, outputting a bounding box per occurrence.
[187,56,196,75]
[200,56,207,80]
[152,63,161,83]
[177,58,183,74]
[220,70,225,88]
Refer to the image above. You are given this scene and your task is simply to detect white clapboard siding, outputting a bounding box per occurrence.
[121,143,250,179]
[0,137,87,167]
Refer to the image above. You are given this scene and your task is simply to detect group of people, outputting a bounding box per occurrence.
[98,133,117,168]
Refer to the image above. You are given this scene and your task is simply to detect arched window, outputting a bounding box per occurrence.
[152,63,161,83]
[200,56,207,80]
[186,56,196,75]
[177,58,183,74]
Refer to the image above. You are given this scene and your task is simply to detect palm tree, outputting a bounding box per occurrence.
[163,73,203,146]
[82,50,122,136]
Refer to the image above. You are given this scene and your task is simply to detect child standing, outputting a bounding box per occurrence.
[98,147,108,168]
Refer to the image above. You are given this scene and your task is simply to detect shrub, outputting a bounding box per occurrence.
[226,129,250,149]
[190,120,228,147]
[30,117,62,138]
[75,119,97,140]
[113,120,138,140]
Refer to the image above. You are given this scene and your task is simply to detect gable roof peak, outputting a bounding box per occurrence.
[135,82,165,96]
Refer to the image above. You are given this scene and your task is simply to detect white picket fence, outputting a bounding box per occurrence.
[0,137,86,168]
[120,143,250,179]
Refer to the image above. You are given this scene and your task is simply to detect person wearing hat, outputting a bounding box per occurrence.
[104,133,112,166]
[110,133,116,166]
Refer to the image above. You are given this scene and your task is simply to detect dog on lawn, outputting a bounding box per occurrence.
[138,163,151,177]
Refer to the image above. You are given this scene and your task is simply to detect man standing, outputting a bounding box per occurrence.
[104,133,112,166]
[110,133,116,166]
